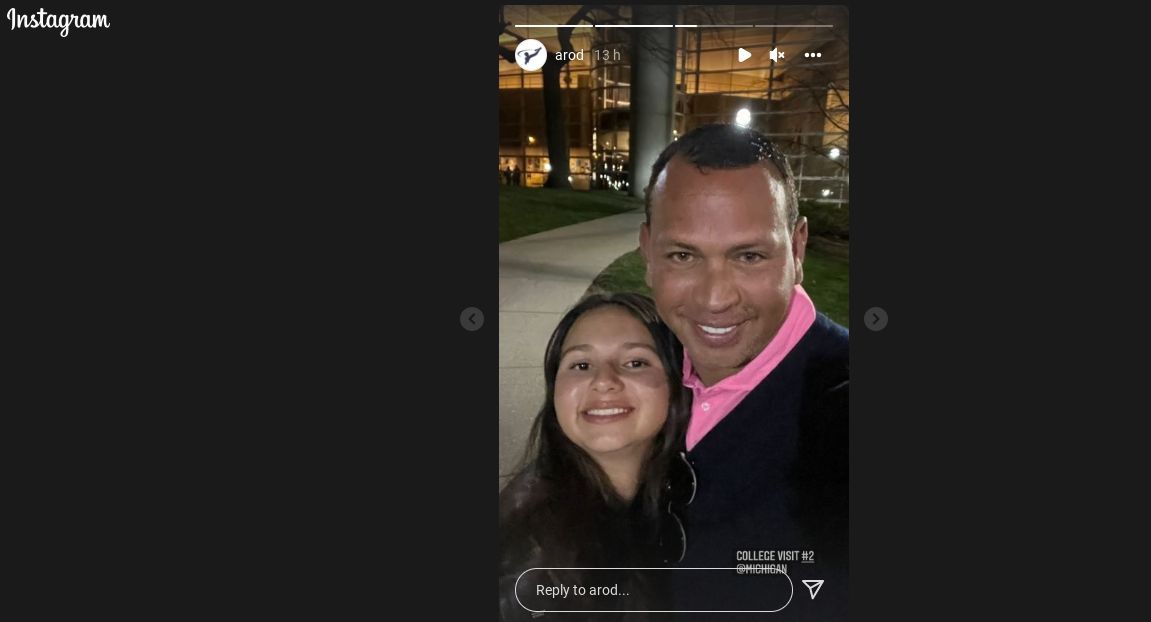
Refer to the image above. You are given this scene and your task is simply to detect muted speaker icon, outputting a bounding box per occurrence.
[769,47,784,62]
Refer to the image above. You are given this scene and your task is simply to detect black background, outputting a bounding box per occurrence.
[4,3,1143,618]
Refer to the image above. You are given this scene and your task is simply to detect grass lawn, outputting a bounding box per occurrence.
[588,243,850,328]
[499,186,642,243]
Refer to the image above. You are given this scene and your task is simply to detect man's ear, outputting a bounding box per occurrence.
[639,223,653,289]
[792,216,809,285]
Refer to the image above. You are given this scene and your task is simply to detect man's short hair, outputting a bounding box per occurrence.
[644,124,799,227]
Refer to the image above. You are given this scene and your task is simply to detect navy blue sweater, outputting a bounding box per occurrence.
[673,313,848,620]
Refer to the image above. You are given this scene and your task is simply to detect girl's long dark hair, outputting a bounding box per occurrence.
[499,292,690,582]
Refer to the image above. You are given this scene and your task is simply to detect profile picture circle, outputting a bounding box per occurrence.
[515,39,548,72]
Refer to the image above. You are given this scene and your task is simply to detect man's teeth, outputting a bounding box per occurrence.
[700,324,735,335]
[586,408,629,416]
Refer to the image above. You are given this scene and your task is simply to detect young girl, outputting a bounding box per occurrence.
[499,293,691,621]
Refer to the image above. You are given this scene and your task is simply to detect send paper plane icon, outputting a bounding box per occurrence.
[802,579,824,599]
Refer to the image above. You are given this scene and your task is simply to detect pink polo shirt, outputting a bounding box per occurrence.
[683,285,817,450]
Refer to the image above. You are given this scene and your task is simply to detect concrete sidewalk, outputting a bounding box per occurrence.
[499,211,646,484]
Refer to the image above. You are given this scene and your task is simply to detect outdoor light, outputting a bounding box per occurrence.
[735,108,751,127]
[544,163,552,172]
[821,188,832,197]
[528,136,536,145]
[829,147,840,159]
[568,176,573,182]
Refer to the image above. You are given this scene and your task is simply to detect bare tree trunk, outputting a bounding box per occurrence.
[542,61,571,189]
[500,6,618,190]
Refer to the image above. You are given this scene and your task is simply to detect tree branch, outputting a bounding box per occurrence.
[498,5,524,64]
[781,70,850,135]
[554,5,598,69]
[498,44,516,64]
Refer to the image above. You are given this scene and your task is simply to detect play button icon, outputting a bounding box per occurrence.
[738,47,751,63]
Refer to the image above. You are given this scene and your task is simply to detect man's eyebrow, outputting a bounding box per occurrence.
[658,240,775,253]
[730,242,775,253]
[658,239,702,252]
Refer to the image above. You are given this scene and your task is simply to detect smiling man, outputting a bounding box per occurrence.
[640,124,849,617]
